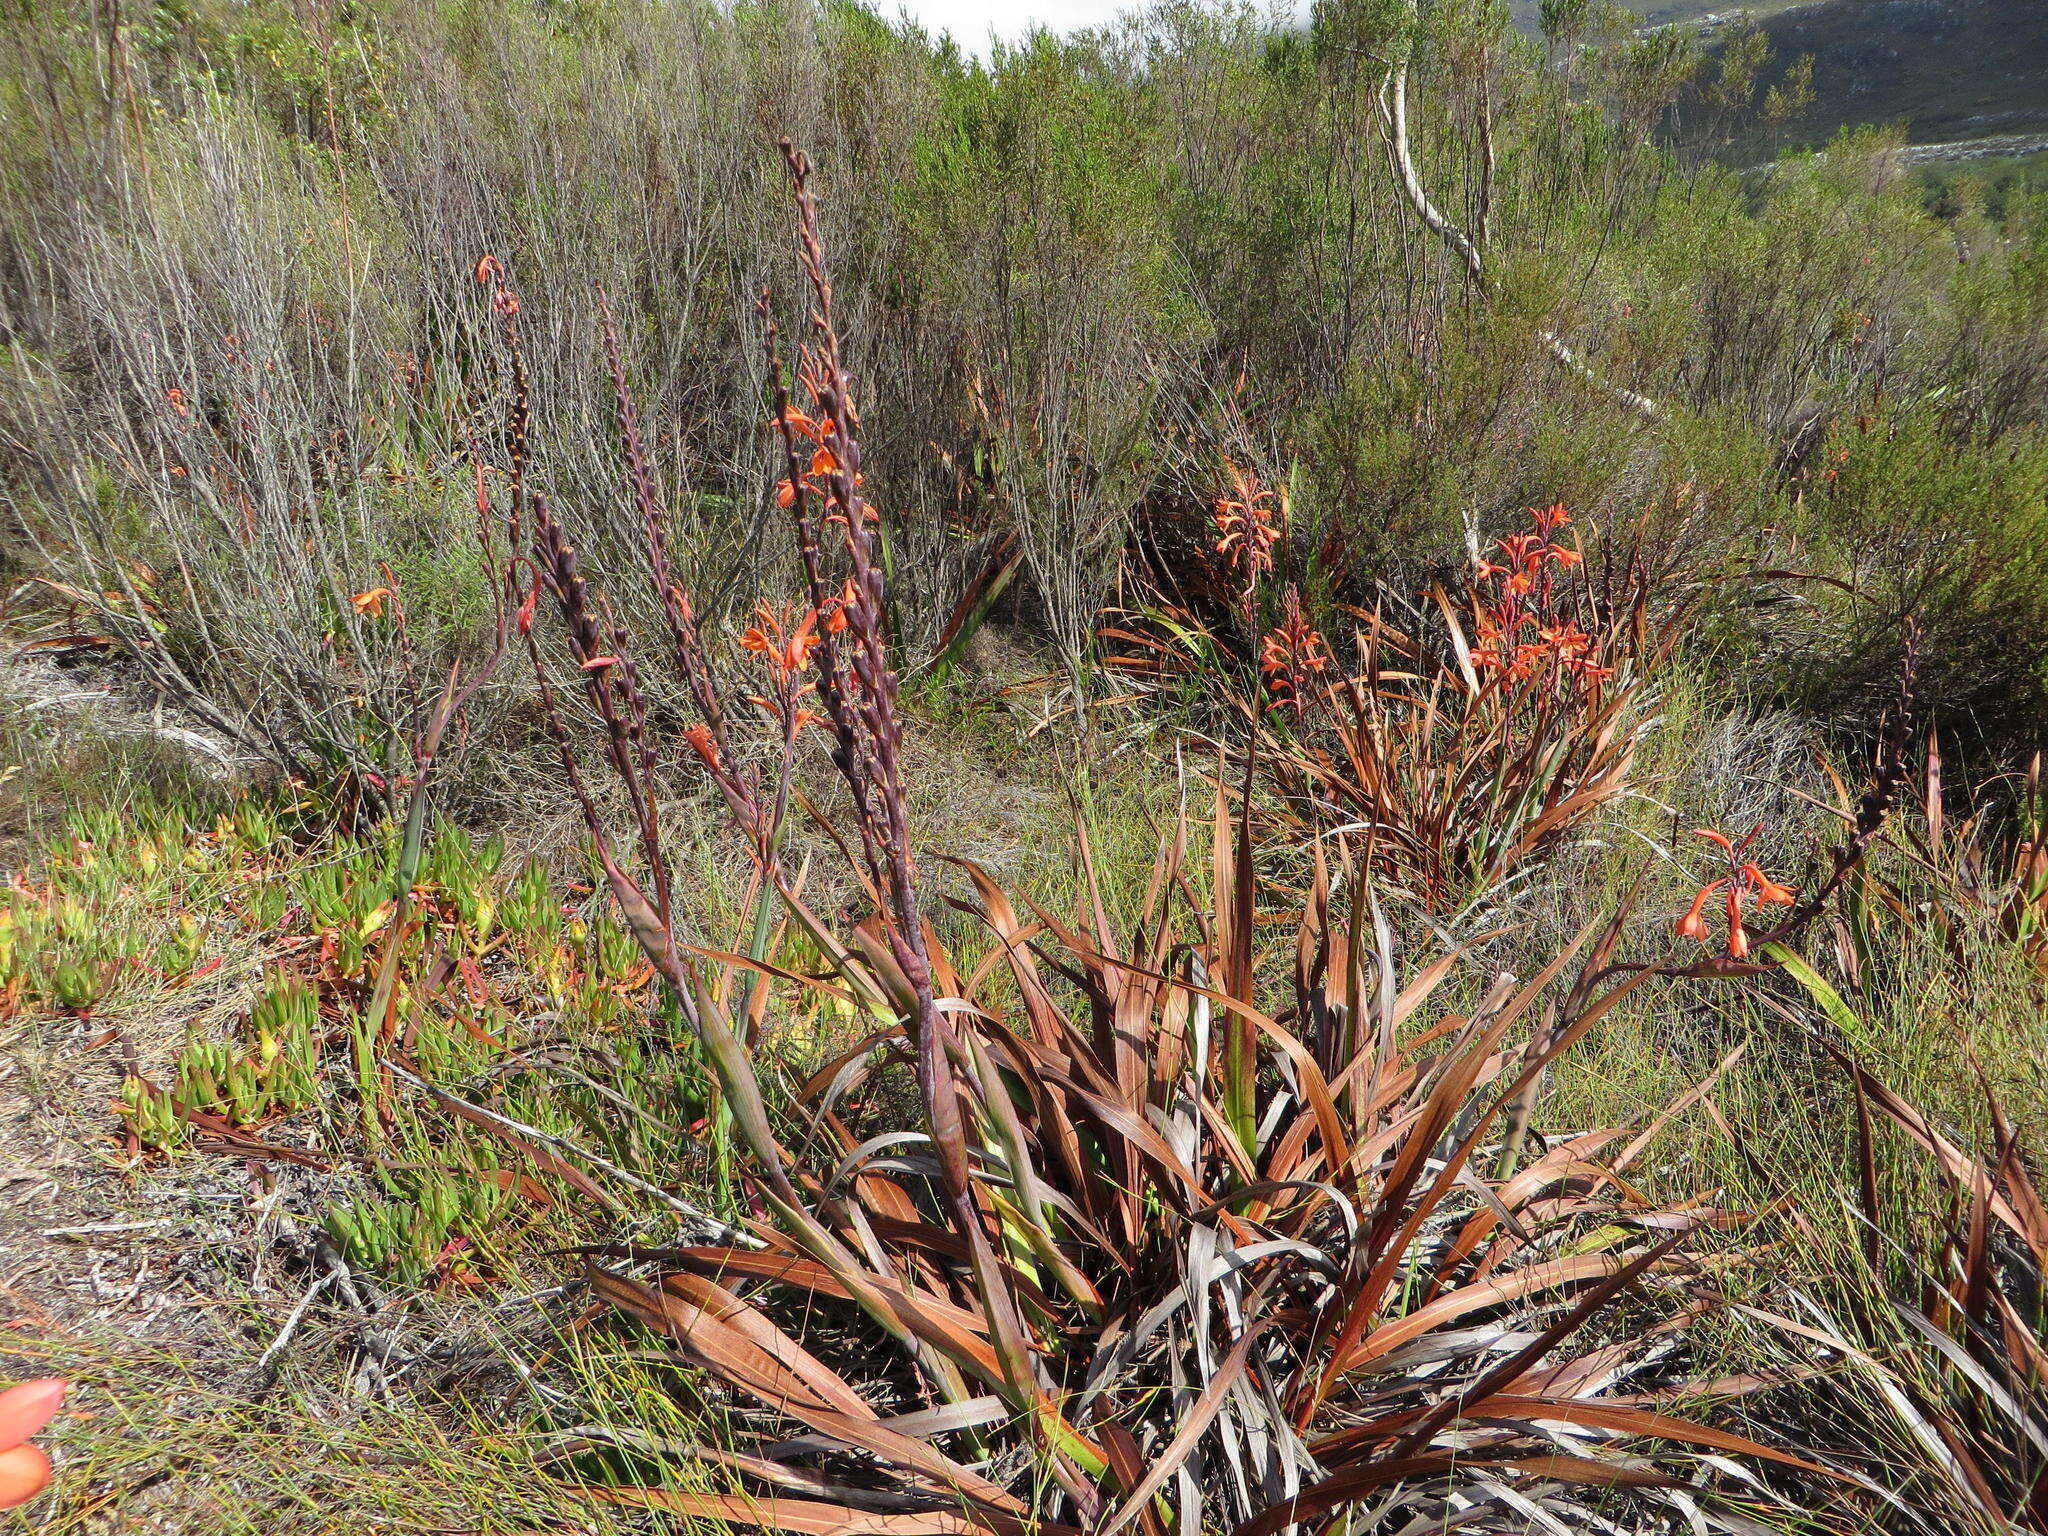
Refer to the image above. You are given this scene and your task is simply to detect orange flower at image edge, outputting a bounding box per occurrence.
[0,1378,67,1509]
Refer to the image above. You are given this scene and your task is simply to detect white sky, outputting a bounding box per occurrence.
[878,0,1307,54]
[879,0,1136,51]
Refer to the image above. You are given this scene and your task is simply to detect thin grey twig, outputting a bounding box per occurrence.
[379,1059,751,1244]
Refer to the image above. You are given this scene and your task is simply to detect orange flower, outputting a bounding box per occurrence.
[1742,861,1797,905]
[740,603,823,678]
[1212,464,1280,586]
[0,1377,66,1510]
[1724,884,1750,958]
[683,721,723,771]
[1257,586,1329,718]
[1495,532,1545,567]
[775,478,797,509]
[1683,827,1793,956]
[349,586,393,617]
[1675,881,1723,940]
[824,577,858,633]
[1539,622,1593,657]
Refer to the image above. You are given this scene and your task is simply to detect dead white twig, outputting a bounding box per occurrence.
[254,1267,338,1378]
[1378,59,1662,424]
[379,1059,752,1244]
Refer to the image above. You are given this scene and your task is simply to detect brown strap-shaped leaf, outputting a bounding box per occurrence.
[589,1487,1018,1534]
[590,1268,852,1419]
[1096,1322,1261,1536]
[658,1269,877,1420]
[667,1247,995,1341]
[1454,1396,1839,1478]
[1334,1252,1632,1376]
[665,1248,1007,1381]
[592,1268,1027,1516]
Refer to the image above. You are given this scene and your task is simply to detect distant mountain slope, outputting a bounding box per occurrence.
[1511,0,2048,152]
[1755,0,2048,147]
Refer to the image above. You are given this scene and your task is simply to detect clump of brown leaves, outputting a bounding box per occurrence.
[469,148,1840,1536]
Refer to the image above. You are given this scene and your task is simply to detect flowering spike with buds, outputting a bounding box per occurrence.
[1676,824,1796,959]
[1468,504,1607,691]
[1258,584,1330,721]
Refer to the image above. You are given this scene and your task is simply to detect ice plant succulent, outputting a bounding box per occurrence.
[1676,826,1797,959]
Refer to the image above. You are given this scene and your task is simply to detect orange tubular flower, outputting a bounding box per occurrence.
[1742,861,1797,906]
[740,603,824,681]
[1675,880,1723,940]
[1724,884,1751,958]
[1212,464,1281,588]
[1469,501,1616,702]
[682,722,723,772]
[1680,826,1795,957]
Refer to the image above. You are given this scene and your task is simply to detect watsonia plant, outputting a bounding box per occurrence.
[481,148,1827,1534]
[1266,504,1677,919]
[1115,489,1676,919]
